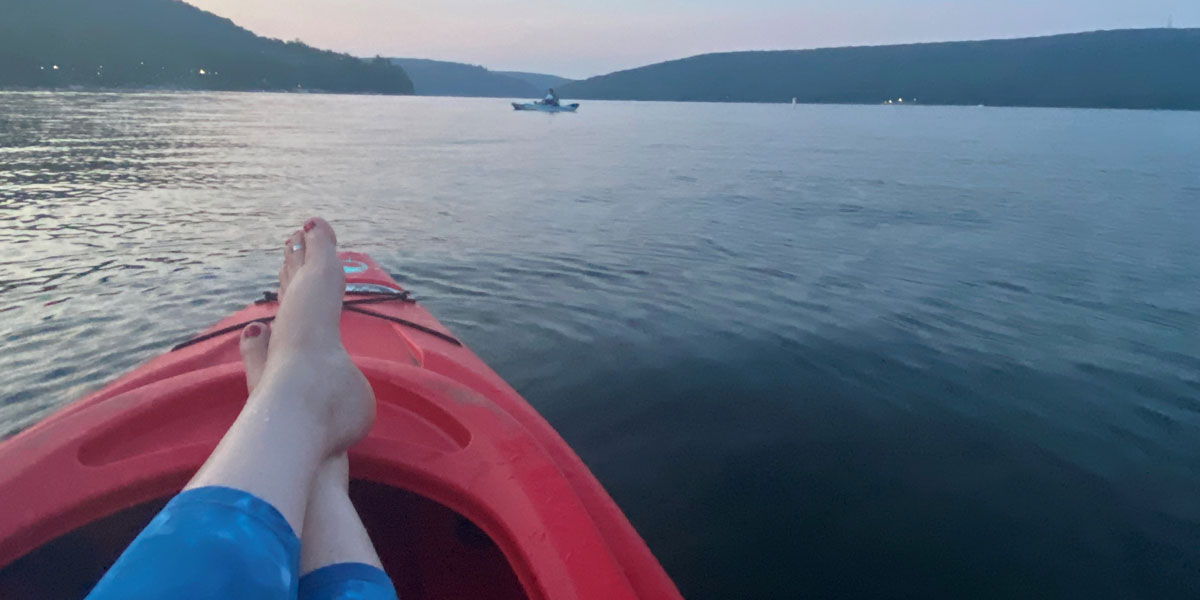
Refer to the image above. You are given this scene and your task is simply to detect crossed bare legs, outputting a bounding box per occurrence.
[185,217,383,573]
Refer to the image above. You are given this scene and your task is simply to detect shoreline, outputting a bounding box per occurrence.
[0,87,1195,113]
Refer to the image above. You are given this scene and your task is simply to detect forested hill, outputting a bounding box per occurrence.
[0,0,413,94]
[561,29,1200,111]
[387,58,537,97]
[495,71,574,91]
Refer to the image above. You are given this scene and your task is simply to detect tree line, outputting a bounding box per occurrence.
[0,0,413,94]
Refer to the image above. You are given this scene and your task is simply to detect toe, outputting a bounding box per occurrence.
[283,228,306,273]
[300,217,338,265]
[239,321,271,392]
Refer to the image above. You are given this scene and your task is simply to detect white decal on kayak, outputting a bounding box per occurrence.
[342,259,368,274]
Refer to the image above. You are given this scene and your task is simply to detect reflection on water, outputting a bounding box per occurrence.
[2,92,1200,598]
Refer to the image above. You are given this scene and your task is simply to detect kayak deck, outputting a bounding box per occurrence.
[0,252,679,600]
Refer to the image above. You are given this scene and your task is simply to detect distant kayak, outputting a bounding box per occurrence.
[513,102,579,112]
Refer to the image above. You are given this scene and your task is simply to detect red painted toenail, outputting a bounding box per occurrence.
[303,219,316,232]
[244,324,262,338]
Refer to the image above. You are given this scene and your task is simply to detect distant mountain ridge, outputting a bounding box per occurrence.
[0,0,412,94]
[496,71,574,92]
[387,58,570,98]
[560,29,1200,111]
[387,58,534,97]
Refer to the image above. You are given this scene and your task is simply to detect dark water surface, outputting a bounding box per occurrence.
[2,92,1199,598]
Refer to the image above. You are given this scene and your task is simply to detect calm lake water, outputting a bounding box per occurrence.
[2,92,1199,599]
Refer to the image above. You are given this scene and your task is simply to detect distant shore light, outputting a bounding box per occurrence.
[198,68,207,75]
[52,65,59,70]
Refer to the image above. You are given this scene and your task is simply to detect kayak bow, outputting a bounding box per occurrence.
[0,252,679,600]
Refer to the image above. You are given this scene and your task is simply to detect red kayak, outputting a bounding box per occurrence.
[0,252,681,600]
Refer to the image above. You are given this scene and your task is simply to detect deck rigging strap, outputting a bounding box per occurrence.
[170,290,462,352]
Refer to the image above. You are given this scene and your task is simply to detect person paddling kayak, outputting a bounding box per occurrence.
[541,88,560,106]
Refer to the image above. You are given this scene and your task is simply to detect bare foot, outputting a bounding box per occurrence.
[247,217,375,458]
[240,323,385,572]
[187,218,374,533]
[238,319,352,495]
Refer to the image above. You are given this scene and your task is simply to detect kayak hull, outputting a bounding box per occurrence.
[512,102,579,112]
[0,252,679,600]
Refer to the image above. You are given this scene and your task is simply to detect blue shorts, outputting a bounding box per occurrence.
[85,486,397,600]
